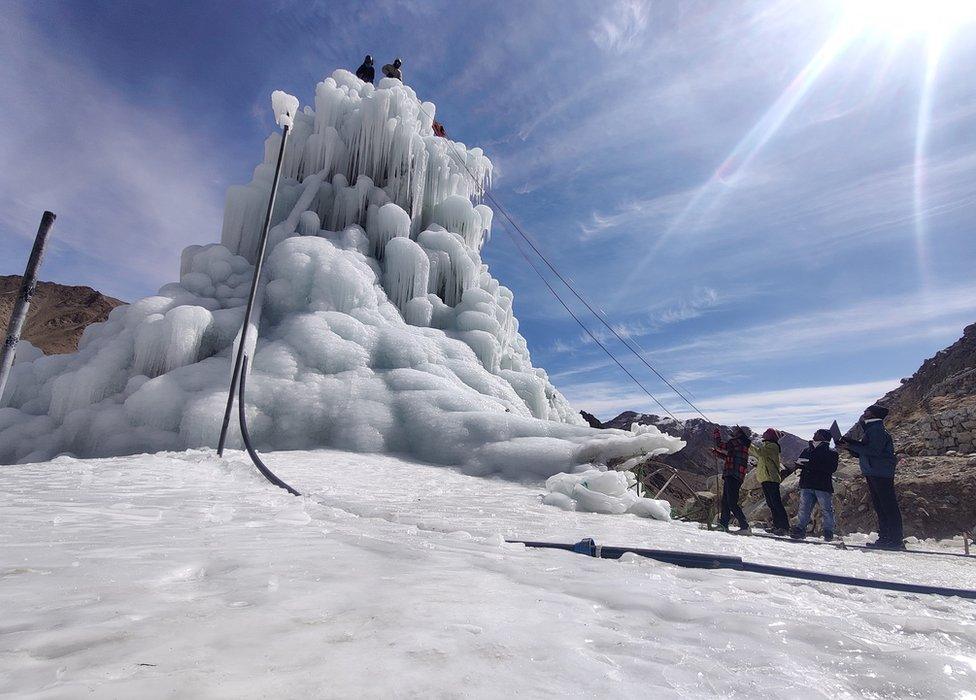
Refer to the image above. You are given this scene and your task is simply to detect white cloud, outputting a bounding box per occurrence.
[590,0,650,54]
[557,375,899,439]
[0,8,226,300]
[650,282,976,368]
[696,379,900,439]
[655,287,720,324]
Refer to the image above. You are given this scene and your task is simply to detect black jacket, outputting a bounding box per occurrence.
[356,60,375,84]
[795,442,838,493]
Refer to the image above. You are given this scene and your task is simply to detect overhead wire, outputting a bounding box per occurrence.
[502,211,679,420]
[418,100,711,422]
[486,194,711,422]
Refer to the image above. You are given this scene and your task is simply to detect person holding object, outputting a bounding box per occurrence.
[839,404,904,550]
[790,429,839,541]
[751,428,790,535]
[711,425,751,533]
[355,54,375,84]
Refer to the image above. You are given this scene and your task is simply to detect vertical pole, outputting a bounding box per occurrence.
[0,211,56,405]
[216,125,290,456]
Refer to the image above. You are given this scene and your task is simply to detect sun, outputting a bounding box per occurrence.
[840,0,976,41]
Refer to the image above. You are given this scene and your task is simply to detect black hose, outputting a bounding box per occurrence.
[510,538,976,600]
[238,355,301,496]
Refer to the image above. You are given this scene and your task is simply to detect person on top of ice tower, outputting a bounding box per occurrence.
[750,428,789,535]
[382,57,403,81]
[839,404,903,550]
[789,429,839,541]
[356,54,375,84]
[712,425,751,534]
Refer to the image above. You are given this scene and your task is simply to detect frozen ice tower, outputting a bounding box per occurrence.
[0,70,682,475]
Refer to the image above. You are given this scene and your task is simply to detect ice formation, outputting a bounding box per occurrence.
[543,470,672,520]
[0,70,683,476]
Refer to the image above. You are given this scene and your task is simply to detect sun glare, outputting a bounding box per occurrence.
[841,0,976,40]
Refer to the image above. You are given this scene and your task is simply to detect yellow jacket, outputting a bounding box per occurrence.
[749,440,782,484]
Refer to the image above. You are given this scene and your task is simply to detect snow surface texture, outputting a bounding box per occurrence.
[3,451,975,697]
[544,469,672,520]
[0,70,683,475]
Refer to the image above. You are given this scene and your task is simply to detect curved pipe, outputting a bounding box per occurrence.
[238,355,301,497]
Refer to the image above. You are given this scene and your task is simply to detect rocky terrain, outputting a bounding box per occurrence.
[0,275,124,355]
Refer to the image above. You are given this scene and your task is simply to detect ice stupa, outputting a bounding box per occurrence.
[0,70,682,476]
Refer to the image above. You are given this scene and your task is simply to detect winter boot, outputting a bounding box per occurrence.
[823,530,834,542]
[865,539,886,548]
[789,527,806,540]
[772,527,789,537]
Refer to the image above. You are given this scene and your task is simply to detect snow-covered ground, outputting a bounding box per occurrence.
[2,450,975,698]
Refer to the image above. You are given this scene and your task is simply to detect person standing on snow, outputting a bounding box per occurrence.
[751,428,790,535]
[382,57,403,81]
[356,55,375,84]
[790,428,839,541]
[840,404,904,549]
[712,425,751,533]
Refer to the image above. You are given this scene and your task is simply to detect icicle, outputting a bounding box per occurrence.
[271,90,299,128]
[312,181,335,224]
[298,211,320,236]
[367,202,411,260]
[418,227,478,306]
[329,175,373,230]
[432,195,489,251]
[383,237,430,311]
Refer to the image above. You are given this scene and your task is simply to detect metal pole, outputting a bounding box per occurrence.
[0,211,56,405]
[216,125,290,455]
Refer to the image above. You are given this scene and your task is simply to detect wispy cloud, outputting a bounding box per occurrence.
[590,0,650,54]
[0,7,225,300]
[558,374,899,439]
[655,287,720,324]
[546,286,724,355]
[696,379,900,438]
[651,282,976,368]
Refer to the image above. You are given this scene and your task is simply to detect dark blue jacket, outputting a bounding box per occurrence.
[796,442,838,492]
[846,419,897,478]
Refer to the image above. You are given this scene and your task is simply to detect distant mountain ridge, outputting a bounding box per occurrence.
[586,410,807,475]
[0,275,124,355]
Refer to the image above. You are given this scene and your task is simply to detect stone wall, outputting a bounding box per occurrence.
[890,396,976,457]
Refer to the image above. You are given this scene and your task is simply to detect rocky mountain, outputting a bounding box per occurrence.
[742,323,976,539]
[583,410,808,509]
[0,275,124,355]
[876,322,976,457]
[590,410,807,476]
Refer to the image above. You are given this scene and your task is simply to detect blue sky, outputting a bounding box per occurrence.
[1,0,974,437]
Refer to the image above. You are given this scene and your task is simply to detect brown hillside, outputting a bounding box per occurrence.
[0,275,125,355]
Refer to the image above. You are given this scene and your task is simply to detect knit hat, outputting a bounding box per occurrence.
[865,404,890,419]
[813,428,831,441]
[762,428,780,441]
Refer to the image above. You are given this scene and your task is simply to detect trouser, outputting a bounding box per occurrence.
[761,481,790,530]
[720,476,748,528]
[865,476,903,543]
[796,488,835,534]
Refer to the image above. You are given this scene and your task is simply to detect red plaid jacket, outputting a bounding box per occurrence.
[712,434,750,480]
